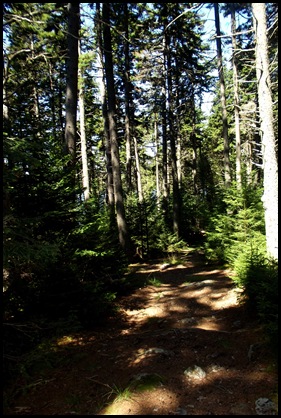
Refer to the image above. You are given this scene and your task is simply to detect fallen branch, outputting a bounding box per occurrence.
[86,376,112,389]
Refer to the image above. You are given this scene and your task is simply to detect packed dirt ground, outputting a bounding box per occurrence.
[3,250,278,415]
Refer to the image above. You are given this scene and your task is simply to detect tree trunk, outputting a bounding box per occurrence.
[3,61,11,216]
[231,5,242,189]
[161,93,169,219]
[124,3,133,193]
[78,42,90,201]
[47,61,58,144]
[175,61,182,191]
[58,68,65,144]
[166,42,180,237]
[252,3,278,260]
[190,89,198,195]
[96,3,114,215]
[64,3,79,160]
[164,13,180,237]
[161,33,169,222]
[102,3,131,254]
[155,115,161,210]
[133,136,144,204]
[214,3,231,187]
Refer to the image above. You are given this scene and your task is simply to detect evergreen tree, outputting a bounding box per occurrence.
[3,3,277,352]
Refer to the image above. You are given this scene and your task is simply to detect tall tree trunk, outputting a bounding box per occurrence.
[190,89,198,195]
[64,3,79,160]
[231,5,242,189]
[47,61,58,144]
[133,136,144,204]
[175,60,182,191]
[123,4,143,204]
[30,38,41,143]
[252,3,278,260]
[166,40,180,236]
[124,3,133,193]
[3,61,11,216]
[161,92,168,218]
[155,115,161,210]
[96,3,114,215]
[161,34,169,222]
[102,3,131,254]
[214,3,231,187]
[78,42,90,201]
[58,68,65,144]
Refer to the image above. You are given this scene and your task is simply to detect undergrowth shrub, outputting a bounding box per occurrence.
[232,249,278,349]
[3,207,127,385]
[155,230,187,253]
[203,183,277,350]
[204,183,265,264]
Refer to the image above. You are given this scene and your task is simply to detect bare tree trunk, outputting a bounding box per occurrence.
[64,3,79,160]
[133,136,144,204]
[231,5,241,189]
[165,26,180,236]
[161,31,169,222]
[3,61,11,216]
[161,94,168,218]
[190,89,198,195]
[245,140,252,182]
[58,68,65,144]
[214,3,231,187]
[30,38,42,144]
[78,42,90,201]
[102,3,131,254]
[252,3,278,260]
[123,3,133,193]
[47,61,58,144]
[96,3,114,214]
[175,66,182,192]
[155,115,161,210]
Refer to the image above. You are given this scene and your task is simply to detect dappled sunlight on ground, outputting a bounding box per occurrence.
[3,251,278,415]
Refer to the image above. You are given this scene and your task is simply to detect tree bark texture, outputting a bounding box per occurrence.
[252,3,278,260]
[231,5,242,189]
[102,3,131,253]
[124,3,133,193]
[133,136,144,204]
[166,29,180,237]
[78,42,90,201]
[96,3,114,213]
[64,3,79,159]
[214,3,231,187]
[155,116,161,209]
[161,33,169,221]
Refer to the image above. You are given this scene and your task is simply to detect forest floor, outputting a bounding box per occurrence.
[3,250,278,415]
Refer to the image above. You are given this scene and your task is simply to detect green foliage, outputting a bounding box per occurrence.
[3,1,278,397]
[70,207,128,286]
[3,216,61,270]
[180,193,211,240]
[155,230,188,253]
[203,181,277,349]
[3,203,127,385]
[104,383,133,402]
[232,250,278,347]
[204,183,265,263]
[147,277,162,287]
[125,193,189,256]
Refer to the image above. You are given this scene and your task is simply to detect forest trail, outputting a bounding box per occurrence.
[4,251,278,415]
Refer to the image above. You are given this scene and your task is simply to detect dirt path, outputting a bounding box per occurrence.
[4,251,278,415]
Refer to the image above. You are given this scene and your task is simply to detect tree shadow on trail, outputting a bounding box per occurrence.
[3,252,278,416]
